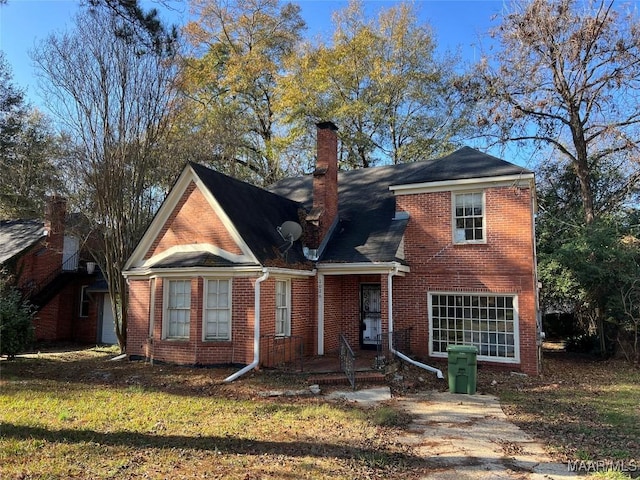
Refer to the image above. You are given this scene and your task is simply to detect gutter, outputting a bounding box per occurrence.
[223,268,270,382]
[387,264,444,379]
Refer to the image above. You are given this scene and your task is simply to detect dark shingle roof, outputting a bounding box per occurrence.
[0,219,46,264]
[393,146,531,185]
[151,251,254,268]
[269,147,532,263]
[190,163,309,267]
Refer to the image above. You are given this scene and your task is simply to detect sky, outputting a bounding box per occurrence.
[1,0,505,108]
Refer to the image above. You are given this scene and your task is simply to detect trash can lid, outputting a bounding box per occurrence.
[446,344,478,354]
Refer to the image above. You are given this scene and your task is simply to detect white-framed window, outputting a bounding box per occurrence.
[429,293,519,363]
[453,191,485,243]
[79,285,90,317]
[203,278,232,341]
[164,279,191,339]
[275,279,291,336]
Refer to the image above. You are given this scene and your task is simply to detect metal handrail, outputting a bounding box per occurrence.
[377,327,413,365]
[339,333,356,389]
[24,251,82,304]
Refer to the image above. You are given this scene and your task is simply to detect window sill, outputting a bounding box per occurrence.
[430,352,519,364]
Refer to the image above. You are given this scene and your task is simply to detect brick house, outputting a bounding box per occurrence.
[0,197,117,345]
[123,122,540,377]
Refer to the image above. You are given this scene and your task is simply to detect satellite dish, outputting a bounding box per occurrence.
[278,221,303,242]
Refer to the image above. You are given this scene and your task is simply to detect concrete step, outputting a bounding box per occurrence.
[308,371,386,386]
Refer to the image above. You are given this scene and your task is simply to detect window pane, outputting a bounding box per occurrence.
[166,280,190,339]
[275,280,290,336]
[430,294,516,359]
[204,279,231,340]
[454,192,484,243]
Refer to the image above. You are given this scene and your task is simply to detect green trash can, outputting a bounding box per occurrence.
[447,345,478,394]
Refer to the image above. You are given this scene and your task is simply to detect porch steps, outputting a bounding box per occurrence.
[308,371,386,386]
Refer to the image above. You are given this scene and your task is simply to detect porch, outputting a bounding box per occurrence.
[260,329,415,388]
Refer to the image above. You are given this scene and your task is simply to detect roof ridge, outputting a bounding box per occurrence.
[189,161,303,208]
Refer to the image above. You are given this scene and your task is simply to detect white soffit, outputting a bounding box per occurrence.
[389,173,535,196]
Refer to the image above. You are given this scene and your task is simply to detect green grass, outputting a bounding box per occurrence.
[0,348,422,479]
[487,355,640,465]
[3,346,638,478]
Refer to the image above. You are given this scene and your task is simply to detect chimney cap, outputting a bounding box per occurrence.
[316,121,338,131]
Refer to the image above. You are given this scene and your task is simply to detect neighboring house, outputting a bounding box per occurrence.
[124,122,540,376]
[0,197,117,345]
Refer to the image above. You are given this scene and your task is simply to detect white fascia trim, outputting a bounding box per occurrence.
[192,173,258,264]
[125,166,194,270]
[317,261,410,276]
[141,244,254,268]
[389,173,535,196]
[262,266,317,278]
[123,265,264,279]
[123,265,317,279]
[124,165,259,270]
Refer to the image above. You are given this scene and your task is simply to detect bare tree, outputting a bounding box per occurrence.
[32,7,179,352]
[467,0,640,224]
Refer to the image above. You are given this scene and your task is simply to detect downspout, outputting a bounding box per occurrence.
[317,272,324,355]
[387,264,444,379]
[224,268,270,382]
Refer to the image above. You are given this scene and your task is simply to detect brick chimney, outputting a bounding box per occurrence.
[44,195,67,250]
[305,122,339,250]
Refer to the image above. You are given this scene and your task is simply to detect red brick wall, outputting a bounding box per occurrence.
[145,182,243,260]
[128,275,288,367]
[312,123,339,247]
[73,287,99,343]
[257,276,314,366]
[16,239,63,294]
[127,274,317,367]
[394,185,538,375]
[127,279,150,358]
[291,277,314,356]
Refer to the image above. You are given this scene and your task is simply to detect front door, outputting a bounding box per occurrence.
[361,284,381,349]
[100,294,118,345]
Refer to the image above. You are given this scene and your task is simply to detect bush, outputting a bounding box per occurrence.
[565,333,600,354]
[0,285,35,359]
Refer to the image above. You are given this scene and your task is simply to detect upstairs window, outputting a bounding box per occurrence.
[453,191,485,243]
[164,279,191,339]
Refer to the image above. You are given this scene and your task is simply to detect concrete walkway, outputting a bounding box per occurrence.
[393,392,575,480]
[323,387,574,479]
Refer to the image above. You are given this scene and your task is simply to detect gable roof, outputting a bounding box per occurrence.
[188,163,309,267]
[0,219,46,264]
[126,147,533,272]
[269,147,533,263]
[124,162,311,273]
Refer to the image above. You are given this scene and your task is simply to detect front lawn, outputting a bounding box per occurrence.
[2,346,638,479]
[0,347,423,479]
[480,353,640,469]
